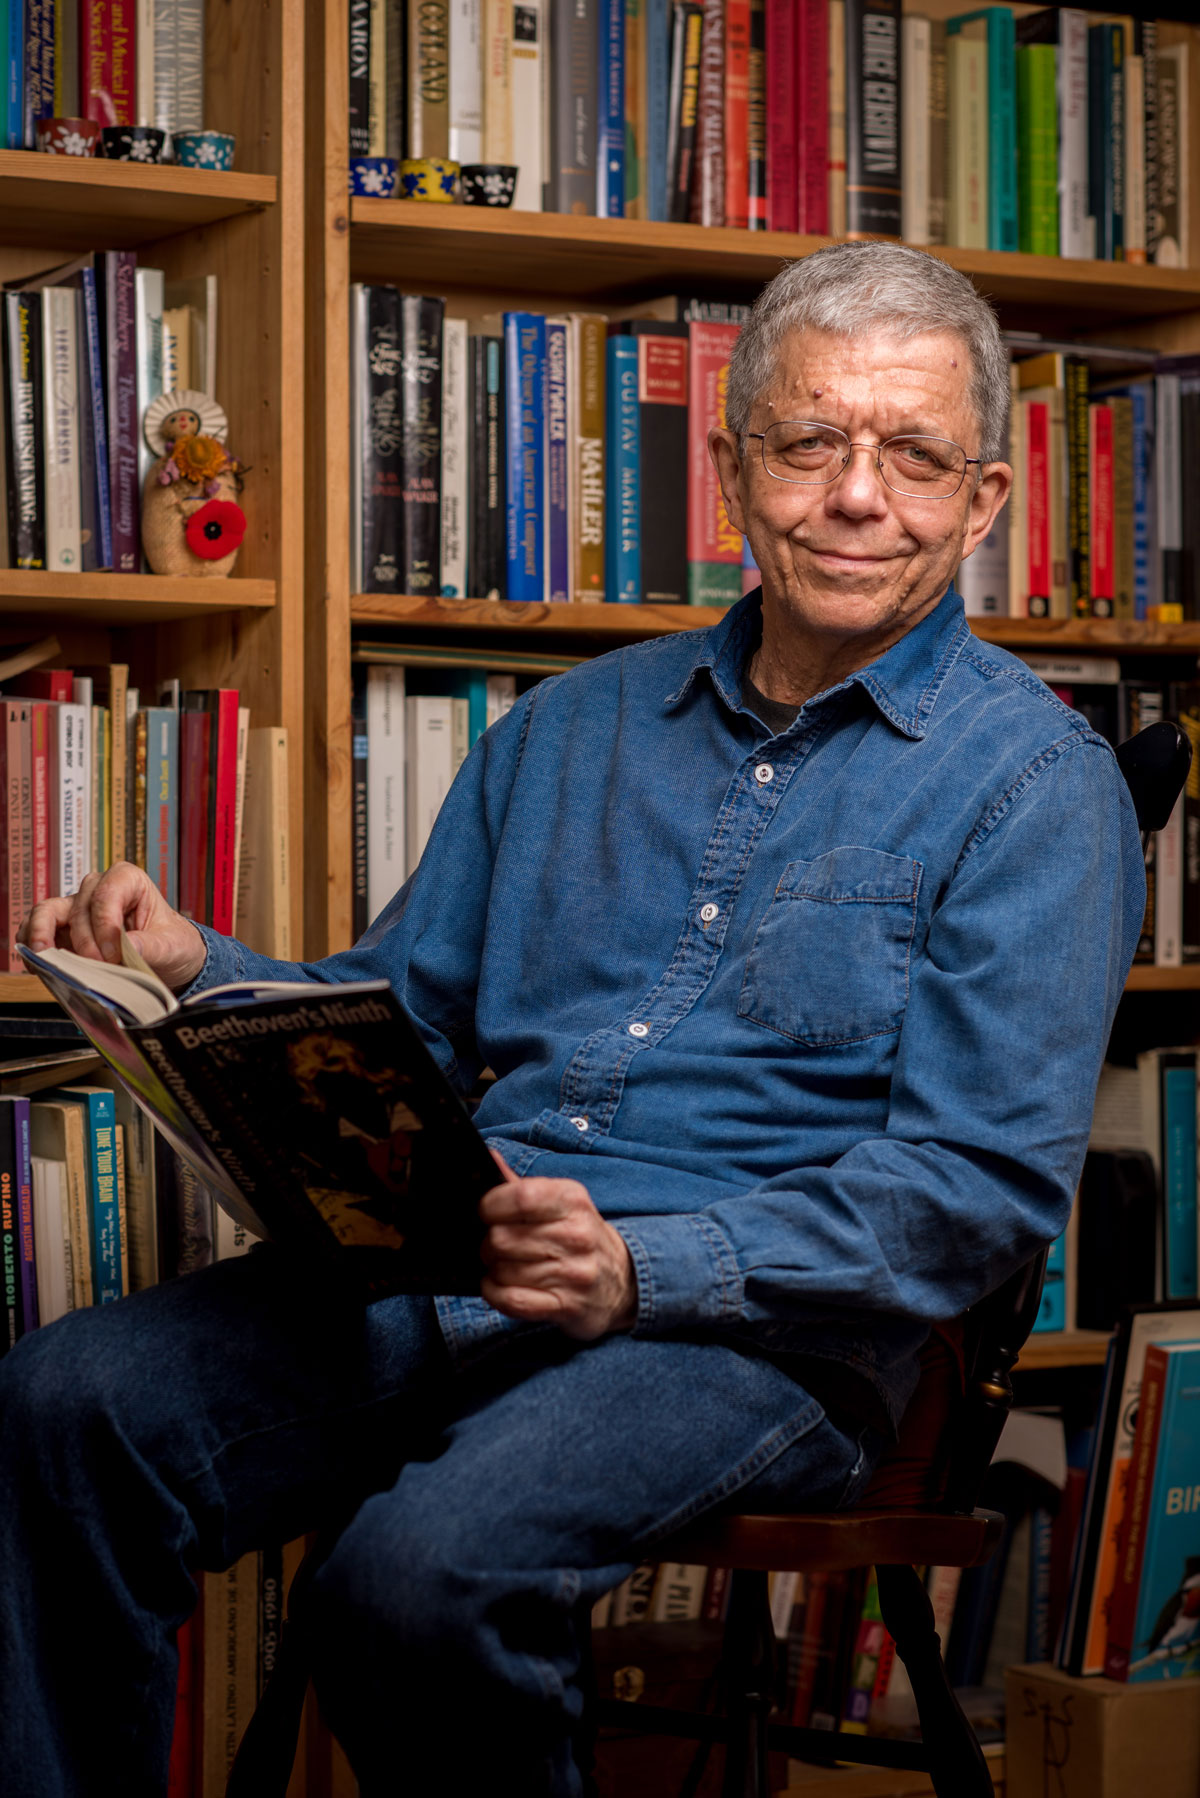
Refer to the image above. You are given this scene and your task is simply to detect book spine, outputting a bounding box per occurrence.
[448,0,482,163]
[80,0,133,126]
[366,663,406,918]
[74,289,99,574]
[510,0,544,210]
[134,266,163,503]
[1025,399,1051,617]
[209,690,239,937]
[357,284,396,594]
[23,0,55,144]
[41,286,82,574]
[79,266,113,571]
[1155,794,1184,968]
[348,0,371,155]
[1016,44,1059,258]
[605,332,640,602]
[4,290,46,570]
[440,316,468,598]
[504,311,546,603]
[1058,8,1090,258]
[687,0,723,226]
[843,0,901,238]
[545,319,570,603]
[468,335,505,599]
[10,1098,36,1335]
[1104,1342,1169,1680]
[796,0,828,235]
[926,17,947,244]
[686,319,741,606]
[547,0,595,214]
[1067,356,1090,616]
[624,0,643,219]
[77,1090,121,1305]
[947,33,987,250]
[645,0,669,220]
[1155,46,1185,268]
[105,251,139,574]
[367,0,387,154]
[1088,23,1124,261]
[1124,49,1146,265]
[901,14,929,245]
[482,0,512,162]
[178,700,210,924]
[1,705,24,972]
[987,6,1017,252]
[28,701,50,906]
[1129,383,1153,620]
[596,0,625,215]
[351,668,369,940]
[408,0,450,157]
[723,0,749,230]
[0,1102,21,1347]
[667,1,702,223]
[1111,395,1135,621]
[405,694,455,870]
[1090,402,1115,616]
[637,332,688,605]
[399,295,445,596]
[1141,21,1160,265]
[745,0,765,228]
[4,0,23,150]
[573,314,605,601]
[173,0,203,132]
[149,707,177,907]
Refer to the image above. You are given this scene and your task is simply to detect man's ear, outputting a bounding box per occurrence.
[709,427,749,536]
[959,461,1013,562]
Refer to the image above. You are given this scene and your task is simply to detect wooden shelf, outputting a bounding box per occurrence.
[349,595,1200,656]
[1015,1330,1112,1371]
[348,205,1200,324]
[0,976,50,1003]
[0,151,276,251]
[1124,964,1200,991]
[0,572,276,623]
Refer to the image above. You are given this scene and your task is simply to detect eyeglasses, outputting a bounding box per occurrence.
[743,422,981,499]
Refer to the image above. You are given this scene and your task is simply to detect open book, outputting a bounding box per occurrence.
[19,939,499,1294]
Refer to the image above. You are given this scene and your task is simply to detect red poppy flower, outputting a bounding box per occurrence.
[185,498,247,561]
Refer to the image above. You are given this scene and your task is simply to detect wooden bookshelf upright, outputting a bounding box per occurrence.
[0,0,307,994]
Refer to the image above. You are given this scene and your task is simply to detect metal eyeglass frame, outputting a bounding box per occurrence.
[742,423,983,499]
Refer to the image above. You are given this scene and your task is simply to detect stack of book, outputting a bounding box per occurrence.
[1,252,218,575]
[1,0,206,150]
[0,647,291,972]
[348,0,1191,259]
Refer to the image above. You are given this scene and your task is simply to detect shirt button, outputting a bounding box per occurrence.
[571,1116,589,1131]
[755,763,775,785]
[628,1022,649,1038]
[700,902,720,922]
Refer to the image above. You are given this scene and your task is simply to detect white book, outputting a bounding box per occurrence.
[368,0,388,154]
[136,0,156,125]
[406,695,456,872]
[366,665,406,923]
[901,15,931,245]
[769,1569,799,1637]
[451,696,470,773]
[1155,791,1184,967]
[482,0,513,162]
[440,318,469,598]
[31,1156,71,1325]
[1155,44,1189,268]
[135,268,164,499]
[449,0,484,164]
[650,1563,708,1623]
[947,34,988,250]
[1125,52,1146,264]
[957,516,1008,616]
[162,274,216,395]
[49,700,89,895]
[351,284,367,594]
[234,725,293,959]
[510,0,544,210]
[216,1206,255,1259]
[1156,372,1181,578]
[41,286,82,573]
[1058,10,1092,259]
[485,673,517,726]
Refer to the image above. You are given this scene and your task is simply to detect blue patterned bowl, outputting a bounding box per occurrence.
[349,156,398,197]
[173,131,236,170]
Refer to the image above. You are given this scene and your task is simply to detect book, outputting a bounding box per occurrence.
[234,726,291,961]
[1014,36,1058,257]
[28,1094,92,1312]
[605,332,639,602]
[30,1152,71,1325]
[366,662,406,924]
[745,0,765,228]
[546,0,595,214]
[467,329,505,601]
[407,0,450,156]
[570,313,605,602]
[3,288,45,570]
[510,0,544,210]
[631,326,688,605]
[796,0,828,235]
[687,0,722,226]
[20,938,502,1297]
[843,0,901,238]
[545,317,570,603]
[504,311,546,603]
[765,0,797,233]
[1089,22,1125,262]
[946,17,987,248]
[440,315,468,598]
[40,283,82,573]
[597,0,626,216]
[722,0,749,230]
[950,6,1016,253]
[667,0,703,223]
[48,1082,121,1306]
[687,319,741,607]
[1156,42,1189,268]
[0,699,31,973]
[405,693,455,871]
[900,13,930,244]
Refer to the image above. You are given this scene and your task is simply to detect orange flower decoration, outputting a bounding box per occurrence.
[173,434,230,484]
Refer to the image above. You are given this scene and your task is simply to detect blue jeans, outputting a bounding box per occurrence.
[0,1247,884,1797]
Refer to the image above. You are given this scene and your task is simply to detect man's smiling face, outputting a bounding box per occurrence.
[711,326,1011,671]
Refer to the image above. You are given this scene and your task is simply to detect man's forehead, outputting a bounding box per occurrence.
[756,327,975,416]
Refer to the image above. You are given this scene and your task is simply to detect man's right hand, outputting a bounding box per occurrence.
[19,862,208,993]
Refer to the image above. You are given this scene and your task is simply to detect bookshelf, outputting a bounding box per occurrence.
[0,0,306,1001]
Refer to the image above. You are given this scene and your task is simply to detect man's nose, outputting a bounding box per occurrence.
[828,442,890,511]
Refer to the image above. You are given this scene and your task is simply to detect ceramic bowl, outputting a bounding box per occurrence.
[459,163,518,207]
[35,117,101,156]
[398,156,460,202]
[99,125,167,162]
[172,130,236,170]
[349,156,398,197]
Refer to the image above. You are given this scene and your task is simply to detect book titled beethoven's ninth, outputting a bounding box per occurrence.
[20,939,500,1296]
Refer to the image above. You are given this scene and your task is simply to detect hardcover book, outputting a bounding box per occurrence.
[844,0,901,237]
[20,940,500,1297]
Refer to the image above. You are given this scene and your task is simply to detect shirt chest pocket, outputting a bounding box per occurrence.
[738,847,923,1047]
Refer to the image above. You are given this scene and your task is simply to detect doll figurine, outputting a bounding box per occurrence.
[141,388,248,578]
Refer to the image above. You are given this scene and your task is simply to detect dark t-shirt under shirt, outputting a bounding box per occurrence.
[743,674,803,737]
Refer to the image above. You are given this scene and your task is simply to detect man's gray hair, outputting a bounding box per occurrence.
[726,241,1010,464]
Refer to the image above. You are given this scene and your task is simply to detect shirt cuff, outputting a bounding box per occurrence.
[174,925,244,1000]
[613,1212,745,1335]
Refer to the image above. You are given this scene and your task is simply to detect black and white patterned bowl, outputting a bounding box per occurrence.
[459,164,518,208]
[99,126,167,162]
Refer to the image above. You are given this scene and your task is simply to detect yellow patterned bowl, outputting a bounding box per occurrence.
[398,157,459,202]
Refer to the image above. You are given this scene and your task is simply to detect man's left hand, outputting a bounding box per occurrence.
[480,1158,638,1340]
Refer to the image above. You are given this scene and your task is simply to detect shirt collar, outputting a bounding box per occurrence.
[665,584,970,742]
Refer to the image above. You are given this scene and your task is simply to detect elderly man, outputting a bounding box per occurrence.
[4,241,1142,1796]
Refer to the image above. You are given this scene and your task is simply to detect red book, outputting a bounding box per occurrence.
[796,0,828,233]
[167,1612,196,1795]
[179,701,212,926]
[1025,400,1051,615]
[687,320,743,605]
[209,690,240,936]
[723,0,750,229]
[689,0,726,226]
[789,1570,832,1728]
[10,669,74,702]
[1105,1341,1171,1680]
[28,701,51,907]
[1089,402,1115,616]
[764,0,798,232]
[79,0,137,127]
[1,701,30,971]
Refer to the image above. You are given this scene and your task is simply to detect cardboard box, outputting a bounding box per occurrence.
[1005,1662,1200,1798]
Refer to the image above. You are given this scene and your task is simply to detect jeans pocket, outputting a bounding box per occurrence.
[737,846,922,1046]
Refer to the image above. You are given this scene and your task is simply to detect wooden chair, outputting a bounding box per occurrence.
[230,721,1192,1798]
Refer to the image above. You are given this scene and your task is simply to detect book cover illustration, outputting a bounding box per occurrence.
[1125,1343,1200,1680]
[19,941,498,1294]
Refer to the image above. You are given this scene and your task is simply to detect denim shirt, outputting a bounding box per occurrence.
[190,587,1145,1432]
